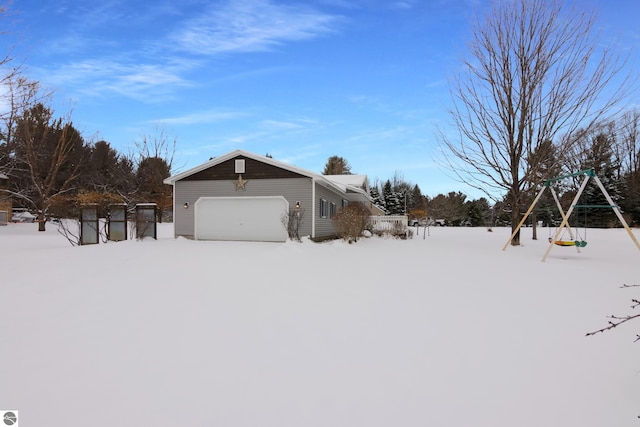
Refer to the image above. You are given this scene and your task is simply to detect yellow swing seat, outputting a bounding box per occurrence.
[548,238,587,247]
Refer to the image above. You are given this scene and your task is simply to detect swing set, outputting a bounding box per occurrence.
[502,169,640,262]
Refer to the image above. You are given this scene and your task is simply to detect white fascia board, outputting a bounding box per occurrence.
[164,150,356,200]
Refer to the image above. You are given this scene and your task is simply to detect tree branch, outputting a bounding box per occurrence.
[586,284,639,341]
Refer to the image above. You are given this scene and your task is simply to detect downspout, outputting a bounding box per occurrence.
[311,177,316,239]
[171,181,177,238]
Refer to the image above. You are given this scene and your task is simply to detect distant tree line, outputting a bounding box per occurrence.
[494,115,640,230]
[369,175,493,228]
[366,111,640,229]
[0,72,175,231]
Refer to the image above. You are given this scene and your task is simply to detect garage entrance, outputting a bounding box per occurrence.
[194,196,289,242]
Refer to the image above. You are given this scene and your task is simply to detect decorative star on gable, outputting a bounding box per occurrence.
[234,174,249,191]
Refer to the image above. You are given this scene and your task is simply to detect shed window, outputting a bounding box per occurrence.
[342,199,349,208]
[235,159,245,173]
[320,198,328,218]
[330,202,336,218]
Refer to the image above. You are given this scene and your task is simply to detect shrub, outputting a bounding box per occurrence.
[332,202,371,243]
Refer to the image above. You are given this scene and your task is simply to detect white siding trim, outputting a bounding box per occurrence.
[172,181,177,238]
[311,178,316,238]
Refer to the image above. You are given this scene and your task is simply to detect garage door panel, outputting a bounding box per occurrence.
[195,196,288,242]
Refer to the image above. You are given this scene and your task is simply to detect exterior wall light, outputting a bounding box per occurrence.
[183,202,189,209]
[295,201,301,209]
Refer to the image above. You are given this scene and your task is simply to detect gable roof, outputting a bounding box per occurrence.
[323,174,369,192]
[164,150,371,202]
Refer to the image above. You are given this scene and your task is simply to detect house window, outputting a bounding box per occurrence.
[320,198,328,218]
[342,199,349,208]
[235,159,245,173]
[330,202,336,218]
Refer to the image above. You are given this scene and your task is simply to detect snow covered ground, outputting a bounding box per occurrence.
[1,222,638,426]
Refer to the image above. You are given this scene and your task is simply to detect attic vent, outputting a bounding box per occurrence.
[235,159,245,173]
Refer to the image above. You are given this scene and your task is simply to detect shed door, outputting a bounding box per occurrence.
[194,196,289,242]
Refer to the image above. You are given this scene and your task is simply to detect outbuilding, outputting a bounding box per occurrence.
[0,173,11,225]
[163,150,373,242]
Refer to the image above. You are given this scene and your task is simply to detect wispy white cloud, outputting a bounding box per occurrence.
[155,110,247,125]
[176,113,322,160]
[260,119,305,131]
[40,59,193,102]
[277,147,323,166]
[171,0,343,55]
[347,94,431,121]
[316,0,361,9]
[348,95,391,112]
[390,1,416,10]
[208,66,293,85]
[28,0,343,102]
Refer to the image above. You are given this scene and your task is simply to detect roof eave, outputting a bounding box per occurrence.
[164,149,320,185]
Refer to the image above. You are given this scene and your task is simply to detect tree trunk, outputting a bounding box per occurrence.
[510,208,520,245]
[531,211,538,240]
[38,212,46,232]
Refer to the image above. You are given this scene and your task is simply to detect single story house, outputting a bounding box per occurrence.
[163,150,374,242]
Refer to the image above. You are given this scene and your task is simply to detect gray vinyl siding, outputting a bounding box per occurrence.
[314,182,345,238]
[174,177,313,238]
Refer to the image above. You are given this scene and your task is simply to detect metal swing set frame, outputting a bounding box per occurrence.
[502,169,640,262]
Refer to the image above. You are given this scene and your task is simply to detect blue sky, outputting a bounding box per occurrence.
[4,0,639,199]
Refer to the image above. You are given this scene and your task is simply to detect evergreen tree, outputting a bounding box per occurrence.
[395,188,409,214]
[82,140,135,194]
[579,132,623,227]
[427,194,448,221]
[446,191,468,225]
[410,184,424,212]
[382,180,401,215]
[466,198,491,226]
[426,192,468,225]
[322,155,352,175]
[136,156,172,221]
[369,184,385,213]
[617,110,640,226]
[622,170,640,226]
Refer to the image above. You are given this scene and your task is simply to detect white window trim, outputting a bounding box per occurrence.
[320,198,328,218]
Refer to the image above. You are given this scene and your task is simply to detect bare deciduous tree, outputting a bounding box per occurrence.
[13,104,87,231]
[440,0,630,245]
[0,74,52,172]
[133,124,177,169]
[132,124,177,221]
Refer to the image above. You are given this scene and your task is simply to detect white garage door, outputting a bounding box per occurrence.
[194,196,289,242]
